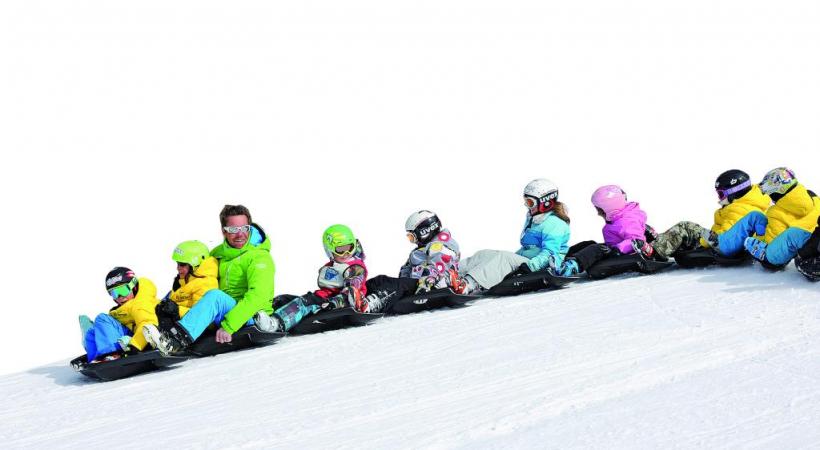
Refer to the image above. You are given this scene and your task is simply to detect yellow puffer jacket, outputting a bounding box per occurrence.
[701,185,771,248]
[108,277,160,351]
[711,185,771,234]
[763,183,820,243]
[169,256,219,316]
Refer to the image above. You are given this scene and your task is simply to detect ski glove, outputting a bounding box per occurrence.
[744,237,767,261]
[117,335,132,352]
[156,300,180,319]
[510,263,532,277]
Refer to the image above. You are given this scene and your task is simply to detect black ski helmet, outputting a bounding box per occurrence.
[715,169,752,204]
[405,210,442,245]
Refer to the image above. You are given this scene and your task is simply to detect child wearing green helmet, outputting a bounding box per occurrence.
[154,240,220,331]
[254,224,369,332]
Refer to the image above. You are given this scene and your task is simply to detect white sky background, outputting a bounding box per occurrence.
[0,1,818,376]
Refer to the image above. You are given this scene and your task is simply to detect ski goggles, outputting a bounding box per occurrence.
[716,180,751,201]
[524,196,539,209]
[108,278,137,300]
[406,232,417,244]
[223,224,251,234]
[332,243,355,257]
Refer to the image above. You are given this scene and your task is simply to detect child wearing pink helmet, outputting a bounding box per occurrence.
[558,184,710,276]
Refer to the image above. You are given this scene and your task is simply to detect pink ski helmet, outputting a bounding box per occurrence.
[591,185,627,221]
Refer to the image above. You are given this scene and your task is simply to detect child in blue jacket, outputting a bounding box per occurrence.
[456,178,571,294]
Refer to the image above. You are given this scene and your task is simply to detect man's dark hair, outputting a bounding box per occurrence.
[220,204,253,227]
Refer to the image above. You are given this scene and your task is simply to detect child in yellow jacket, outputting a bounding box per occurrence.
[744,167,820,268]
[702,169,772,257]
[80,267,160,362]
[155,240,219,331]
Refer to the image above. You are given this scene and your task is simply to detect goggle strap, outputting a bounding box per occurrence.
[718,180,752,199]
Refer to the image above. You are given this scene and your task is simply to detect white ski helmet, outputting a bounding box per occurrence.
[523,178,559,214]
[405,210,441,245]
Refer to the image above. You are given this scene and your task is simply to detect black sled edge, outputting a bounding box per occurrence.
[70,350,188,381]
[184,325,286,357]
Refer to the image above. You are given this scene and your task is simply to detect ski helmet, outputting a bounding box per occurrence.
[322,224,357,259]
[759,167,797,197]
[591,185,627,220]
[405,210,442,245]
[523,178,559,214]
[105,266,137,300]
[172,240,210,268]
[714,169,752,205]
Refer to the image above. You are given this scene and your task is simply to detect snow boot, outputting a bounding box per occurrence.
[253,311,284,332]
[78,315,93,346]
[142,323,192,356]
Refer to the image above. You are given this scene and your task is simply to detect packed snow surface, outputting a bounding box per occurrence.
[2,266,819,449]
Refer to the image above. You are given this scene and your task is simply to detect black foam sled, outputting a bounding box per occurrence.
[70,350,188,382]
[184,325,286,357]
[288,307,382,335]
[674,248,751,269]
[484,270,580,297]
[384,288,477,315]
[586,254,674,279]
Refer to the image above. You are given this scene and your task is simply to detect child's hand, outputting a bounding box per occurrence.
[744,237,767,261]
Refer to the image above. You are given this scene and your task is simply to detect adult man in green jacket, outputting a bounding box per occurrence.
[144,204,276,354]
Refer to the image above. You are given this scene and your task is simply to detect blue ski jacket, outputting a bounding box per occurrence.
[516,212,570,271]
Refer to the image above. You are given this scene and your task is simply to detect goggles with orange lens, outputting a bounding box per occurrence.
[524,196,539,209]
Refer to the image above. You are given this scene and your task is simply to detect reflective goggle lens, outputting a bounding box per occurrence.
[524,196,537,208]
[333,244,354,256]
[223,225,251,234]
[406,232,417,243]
[108,279,136,299]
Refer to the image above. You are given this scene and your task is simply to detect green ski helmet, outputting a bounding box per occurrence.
[322,224,357,259]
[172,240,210,267]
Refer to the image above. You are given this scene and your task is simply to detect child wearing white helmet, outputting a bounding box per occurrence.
[455,178,572,294]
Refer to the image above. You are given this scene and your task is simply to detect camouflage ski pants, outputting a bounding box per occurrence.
[653,221,708,257]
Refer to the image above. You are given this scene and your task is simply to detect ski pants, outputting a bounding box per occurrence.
[177,289,253,341]
[83,313,130,361]
[566,241,610,271]
[653,221,708,257]
[363,275,419,313]
[269,293,329,331]
[765,227,813,267]
[716,211,768,257]
[459,249,529,290]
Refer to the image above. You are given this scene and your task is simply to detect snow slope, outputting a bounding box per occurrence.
[2,265,819,449]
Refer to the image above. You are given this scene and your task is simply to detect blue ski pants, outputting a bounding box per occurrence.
[766,227,813,266]
[717,211,767,257]
[177,289,253,340]
[83,313,130,361]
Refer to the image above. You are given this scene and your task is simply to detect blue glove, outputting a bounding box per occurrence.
[744,237,767,261]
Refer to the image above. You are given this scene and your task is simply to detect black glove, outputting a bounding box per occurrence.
[123,345,140,356]
[156,300,180,319]
[511,263,532,277]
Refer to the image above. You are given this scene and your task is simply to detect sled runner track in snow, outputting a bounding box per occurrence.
[586,254,675,279]
[69,350,188,381]
[183,325,286,357]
